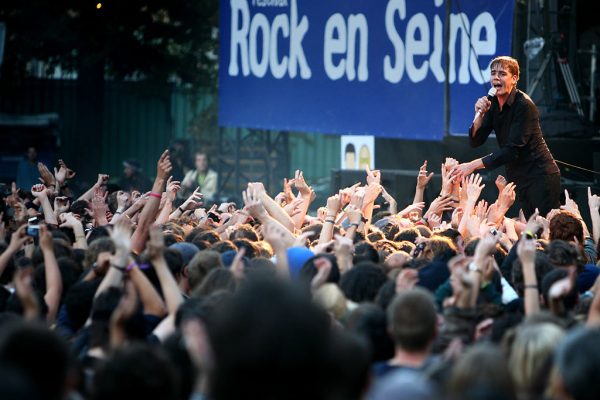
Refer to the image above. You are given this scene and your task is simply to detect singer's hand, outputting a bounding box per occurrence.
[450,163,474,180]
[450,159,483,180]
[474,96,491,116]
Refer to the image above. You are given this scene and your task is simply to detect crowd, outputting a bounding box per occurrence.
[1,148,600,400]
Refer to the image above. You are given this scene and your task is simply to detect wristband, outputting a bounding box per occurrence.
[524,284,538,290]
[149,192,162,199]
[324,218,335,224]
[522,230,536,240]
[125,262,150,271]
[114,211,122,215]
[112,264,126,272]
[178,206,185,213]
[468,262,481,273]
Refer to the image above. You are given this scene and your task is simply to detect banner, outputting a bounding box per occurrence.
[219,0,515,140]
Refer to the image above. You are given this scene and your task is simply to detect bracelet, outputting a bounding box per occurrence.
[112,264,126,272]
[114,211,122,215]
[178,206,185,213]
[149,192,162,199]
[324,218,335,224]
[522,230,536,240]
[524,284,538,290]
[125,262,150,271]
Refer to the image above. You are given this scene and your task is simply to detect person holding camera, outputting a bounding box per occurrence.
[181,152,218,203]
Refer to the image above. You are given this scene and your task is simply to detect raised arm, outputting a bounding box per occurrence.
[31,184,59,226]
[147,227,184,315]
[39,225,63,323]
[251,182,295,232]
[78,174,109,202]
[318,194,340,245]
[588,187,600,246]
[413,160,434,206]
[155,176,180,226]
[131,150,172,254]
[291,170,313,229]
[517,233,540,316]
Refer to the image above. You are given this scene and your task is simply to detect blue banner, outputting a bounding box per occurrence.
[219,0,515,140]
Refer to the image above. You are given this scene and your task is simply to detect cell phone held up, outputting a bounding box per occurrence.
[26,225,40,237]
[27,216,40,237]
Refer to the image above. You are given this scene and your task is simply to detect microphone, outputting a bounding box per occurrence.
[473,87,496,123]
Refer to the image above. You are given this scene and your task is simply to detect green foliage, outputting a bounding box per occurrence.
[0,0,219,88]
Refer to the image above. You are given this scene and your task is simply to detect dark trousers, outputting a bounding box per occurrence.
[517,172,561,219]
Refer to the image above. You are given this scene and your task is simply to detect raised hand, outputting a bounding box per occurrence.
[395,268,419,293]
[283,177,296,203]
[424,195,454,219]
[294,170,312,197]
[366,165,381,186]
[381,187,398,213]
[54,159,76,184]
[38,225,54,252]
[440,163,457,197]
[497,182,516,211]
[465,174,485,203]
[495,175,507,192]
[31,183,50,199]
[262,222,290,251]
[7,225,31,251]
[283,197,304,217]
[59,212,82,229]
[166,176,181,200]
[427,213,442,229]
[397,202,425,218]
[589,187,600,211]
[475,199,489,220]
[326,194,341,217]
[53,196,70,214]
[110,220,132,256]
[349,187,366,210]
[156,150,172,180]
[182,187,204,211]
[37,162,55,187]
[242,186,268,220]
[517,235,537,266]
[311,256,333,291]
[561,189,581,217]
[230,247,247,281]
[147,226,165,262]
[333,233,354,254]
[416,160,434,189]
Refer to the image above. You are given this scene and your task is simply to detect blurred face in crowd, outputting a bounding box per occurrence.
[27,147,37,162]
[195,153,208,172]
[124,165,135,177]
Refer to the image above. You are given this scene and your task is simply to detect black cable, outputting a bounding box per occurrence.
[555,159,600,175]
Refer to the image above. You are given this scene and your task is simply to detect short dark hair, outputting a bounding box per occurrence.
[555,327,600,400]
[209,279,333,400]
[340,262,388,303]
[93,343,179,400]
[387,288,437,351]
[394,227,420,244]
[0,322,69,400]
[549,211,584,244]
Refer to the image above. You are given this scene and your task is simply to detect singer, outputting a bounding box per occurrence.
[451,56,560,218]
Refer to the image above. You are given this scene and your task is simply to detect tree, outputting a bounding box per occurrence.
[0,0,219,182]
